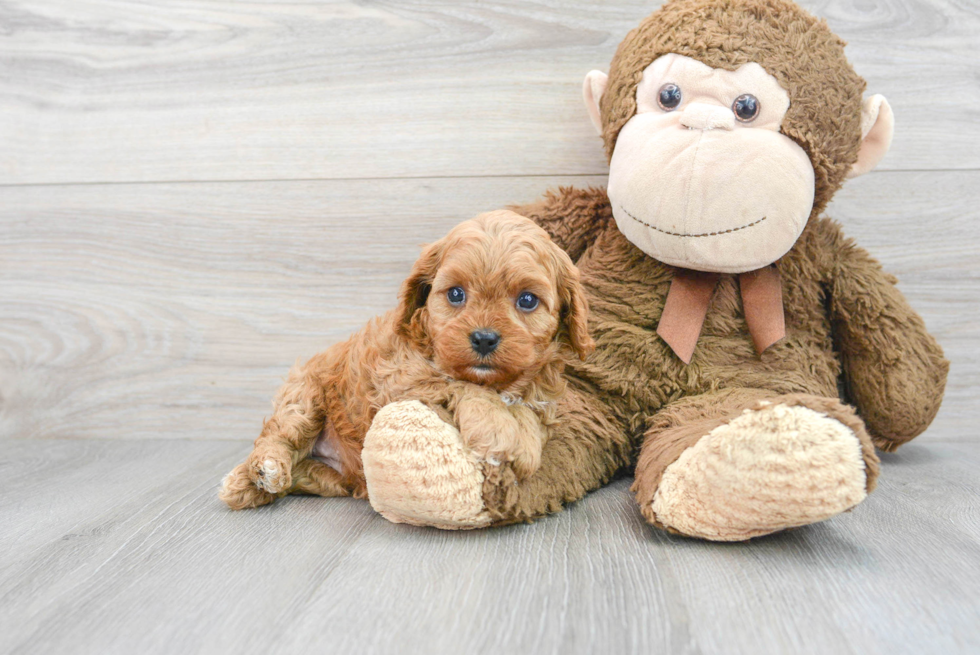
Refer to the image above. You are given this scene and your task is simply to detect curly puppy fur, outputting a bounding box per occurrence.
[220,210,594,510]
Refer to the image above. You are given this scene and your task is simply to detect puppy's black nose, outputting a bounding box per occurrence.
[470,329,500,356]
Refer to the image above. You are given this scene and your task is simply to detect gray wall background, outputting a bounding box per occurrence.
[1,0,976,443]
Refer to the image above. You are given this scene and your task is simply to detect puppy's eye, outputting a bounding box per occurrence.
[733,94,760,122]
[446,286,466,306]
[657,83,682,111]
[516,291,539,312]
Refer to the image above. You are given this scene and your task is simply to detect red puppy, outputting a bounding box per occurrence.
[220,210,593,510]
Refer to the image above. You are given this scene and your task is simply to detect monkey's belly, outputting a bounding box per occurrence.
[575,315,839,412]
[572,235,840,411]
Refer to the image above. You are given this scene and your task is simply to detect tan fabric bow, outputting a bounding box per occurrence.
[656,266,786,364]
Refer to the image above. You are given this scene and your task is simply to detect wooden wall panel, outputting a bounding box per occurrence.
[0,0,977,185]
[1,171,974,442]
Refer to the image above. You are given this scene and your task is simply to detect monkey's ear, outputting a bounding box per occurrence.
[847,94,894,179]
[582,70,608,135]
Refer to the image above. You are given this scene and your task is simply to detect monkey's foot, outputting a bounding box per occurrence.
[642,401,874,541]
[362,400,491,530]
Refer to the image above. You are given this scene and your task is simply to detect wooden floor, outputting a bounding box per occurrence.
[0,439,978,655]
[1,1,978,653]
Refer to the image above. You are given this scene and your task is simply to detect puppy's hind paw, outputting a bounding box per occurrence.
[219,463,277,510]
[247,452,292,494]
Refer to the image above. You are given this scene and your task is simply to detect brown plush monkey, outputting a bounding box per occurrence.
[360,0,949,540]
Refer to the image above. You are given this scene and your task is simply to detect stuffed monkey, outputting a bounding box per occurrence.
[360,0,949,540]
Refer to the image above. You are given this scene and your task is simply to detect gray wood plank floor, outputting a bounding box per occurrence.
[1,439,978,655]
[1,1,978,653]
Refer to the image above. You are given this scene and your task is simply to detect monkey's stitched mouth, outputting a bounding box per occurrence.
[621,206,767,238]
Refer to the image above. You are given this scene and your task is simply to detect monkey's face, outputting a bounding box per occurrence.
[602,54,815,274]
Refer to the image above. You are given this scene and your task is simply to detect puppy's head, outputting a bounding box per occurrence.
[398,210,593,391]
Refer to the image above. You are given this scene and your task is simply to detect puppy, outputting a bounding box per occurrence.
[220,210,594,510]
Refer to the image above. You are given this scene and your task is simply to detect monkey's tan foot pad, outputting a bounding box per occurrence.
[363,400,491,530]
[649,403,869,541]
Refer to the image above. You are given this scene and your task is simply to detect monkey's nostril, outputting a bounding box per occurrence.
[469,329,500,356]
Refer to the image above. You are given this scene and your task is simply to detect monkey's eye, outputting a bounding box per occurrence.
[657,83,682,111]
[447,286,466,306]
[516,291,539,312]
[733,94,760,122]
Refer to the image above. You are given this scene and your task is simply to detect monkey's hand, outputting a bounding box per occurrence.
[829,226,949,451]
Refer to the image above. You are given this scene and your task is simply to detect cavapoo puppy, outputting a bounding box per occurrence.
[220,210,593,510]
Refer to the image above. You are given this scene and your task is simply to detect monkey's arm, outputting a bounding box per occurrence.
[508,186,613,261]
[826,226,949,451]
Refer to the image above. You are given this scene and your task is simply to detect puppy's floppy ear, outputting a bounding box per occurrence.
[555,252,595,360]
[397,238,444,338]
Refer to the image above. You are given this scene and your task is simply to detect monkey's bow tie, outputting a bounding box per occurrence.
[656,266,786,364]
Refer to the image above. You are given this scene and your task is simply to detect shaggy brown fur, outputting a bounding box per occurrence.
[477,0,948,528]
[485,186,947,523]
[220,211,593,510]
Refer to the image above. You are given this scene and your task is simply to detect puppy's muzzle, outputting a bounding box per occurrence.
[469,329,500,356]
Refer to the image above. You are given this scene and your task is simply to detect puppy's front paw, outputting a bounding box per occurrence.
[247,451,292,494]
[458,410,514,463]
[508,446,542,482]
[455,393,546,482]
[458,412,537,479]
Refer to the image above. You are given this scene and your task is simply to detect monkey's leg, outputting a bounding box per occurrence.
[361,384,633,529]
[362,400,493,529]
[632,388,880,541]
